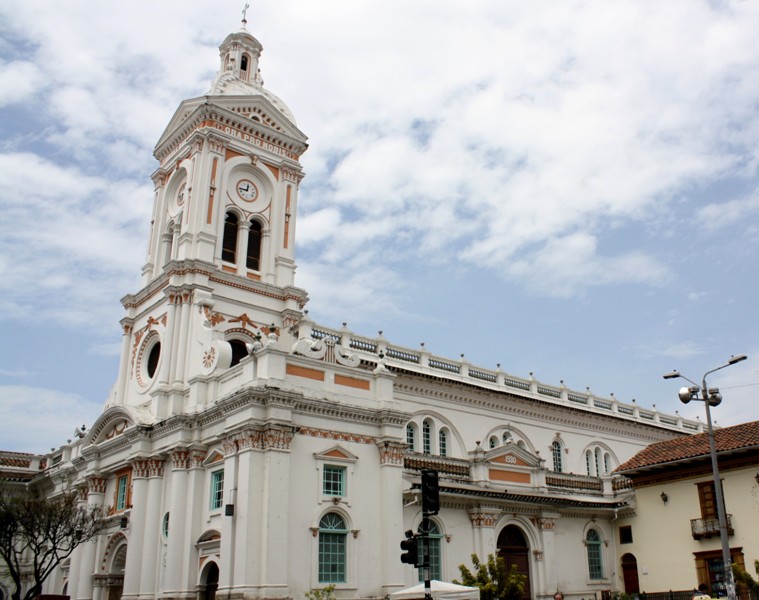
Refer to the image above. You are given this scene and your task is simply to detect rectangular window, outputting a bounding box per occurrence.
[323,465,346,496]
[116,475,129,511]
[318,531,346,582]
[210,470,224,510]
[619,525,633,544]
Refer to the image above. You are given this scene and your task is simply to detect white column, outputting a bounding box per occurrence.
[173,294,192,384]
[165,450,191,598]
[122,460,151,600]
[115,322,133,404]
[139,459,165,599]
[75,477,108,600]
[257,426,294,598]
[67,486,88,600]
[235,220,251,277]
[218,439,239,597]
[377,441,406,596]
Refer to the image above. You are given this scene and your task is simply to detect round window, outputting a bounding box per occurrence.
[162,512,169,540]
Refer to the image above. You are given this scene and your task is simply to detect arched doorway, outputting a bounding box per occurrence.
[107,544,127,600]
[497,525,531,600]
[200,562,219,600]
[621,553,640,594]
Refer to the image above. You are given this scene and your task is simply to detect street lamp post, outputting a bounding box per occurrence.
[663,354,747,600]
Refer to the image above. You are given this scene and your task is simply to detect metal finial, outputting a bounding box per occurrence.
[242,2,250,27]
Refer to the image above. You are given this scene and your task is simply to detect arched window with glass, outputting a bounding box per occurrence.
[406,423,416,452]
[318,513,348,583]
[585,449,593,476]
[595,447,603,476]
[418,520,443,582]
[586,529,603,579]
[489,436,498,449]
[603,452,611,475]
[422,419,432,455]
[551,440,563,473]
[438,429,448,457]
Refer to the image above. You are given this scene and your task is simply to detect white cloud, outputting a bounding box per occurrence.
[0,386,103,454]
[0,60,44,105]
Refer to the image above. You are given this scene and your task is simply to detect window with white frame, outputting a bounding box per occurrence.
[438,429,448,457]
[586,529,603,579]
[585,449,593,475]
[323,465,346,497]
[406,423,416,451]
[318,512,348,583]
[551,440,563,473]
[210,470,224,510]
[422,419,432,455]
[489,436,498,449]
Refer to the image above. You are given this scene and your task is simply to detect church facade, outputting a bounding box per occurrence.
[1,22,706,600]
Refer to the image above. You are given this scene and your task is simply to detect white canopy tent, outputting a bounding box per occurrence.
[390,581,480,600]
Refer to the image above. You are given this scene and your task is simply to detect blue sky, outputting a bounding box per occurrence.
[1,0,758,453]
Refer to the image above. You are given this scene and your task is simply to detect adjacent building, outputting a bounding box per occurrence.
[0,20,715,600]
[614,420,759,597]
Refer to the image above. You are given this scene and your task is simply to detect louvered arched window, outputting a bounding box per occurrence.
[222,212,238,263]
[246,219,262,271]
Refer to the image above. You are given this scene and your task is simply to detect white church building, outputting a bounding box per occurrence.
[1,20,706,600]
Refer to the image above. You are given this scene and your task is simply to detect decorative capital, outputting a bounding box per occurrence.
[170,449,192,470]
[468,512,500,528]
[531,517,557,531]
[376,441,405,465]
[87,476,108,495]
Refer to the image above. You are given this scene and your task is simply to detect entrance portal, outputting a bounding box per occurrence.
[497,525,531,600]
[200,562,219,600]
[621,553,640,594]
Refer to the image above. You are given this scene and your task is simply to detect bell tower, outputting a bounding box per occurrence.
[109,21,309,418]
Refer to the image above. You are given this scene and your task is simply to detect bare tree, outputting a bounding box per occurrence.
[0,491,104,600]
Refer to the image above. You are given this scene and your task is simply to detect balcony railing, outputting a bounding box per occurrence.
[691,514,734,539]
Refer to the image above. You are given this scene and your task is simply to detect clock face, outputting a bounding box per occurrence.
[236,179,258,202]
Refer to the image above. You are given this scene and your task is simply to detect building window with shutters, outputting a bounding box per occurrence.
[318,513,347,583]
[116,475,129,511]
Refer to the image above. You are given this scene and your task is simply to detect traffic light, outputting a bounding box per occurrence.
[421,469,439,516]
[400,529,418,566]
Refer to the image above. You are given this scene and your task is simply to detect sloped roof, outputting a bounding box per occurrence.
[616,420,759,473]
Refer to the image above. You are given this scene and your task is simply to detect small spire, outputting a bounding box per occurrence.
[241,2,250,28]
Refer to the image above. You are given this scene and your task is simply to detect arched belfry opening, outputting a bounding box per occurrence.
[497,525,531,600]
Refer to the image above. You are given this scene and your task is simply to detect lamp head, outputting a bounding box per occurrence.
[728,354,748,365]
[678,386,698,404]
[662,370,681,380]
[707,388,722,407]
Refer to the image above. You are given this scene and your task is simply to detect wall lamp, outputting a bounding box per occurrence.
[755,472,759,485]
[660,492,668,504]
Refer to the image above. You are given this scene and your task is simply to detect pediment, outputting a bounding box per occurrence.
[313,445,358,463]
[203,450,225,466]
[486,444,541,468]
[83,407,137,447]
[154,96,308,161]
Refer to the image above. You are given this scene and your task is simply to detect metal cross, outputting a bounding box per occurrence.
[242,2,250,23]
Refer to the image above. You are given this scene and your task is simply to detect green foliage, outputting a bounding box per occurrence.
[453,553,526,600]
[733,560,759,593]
[305,584,337,600]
